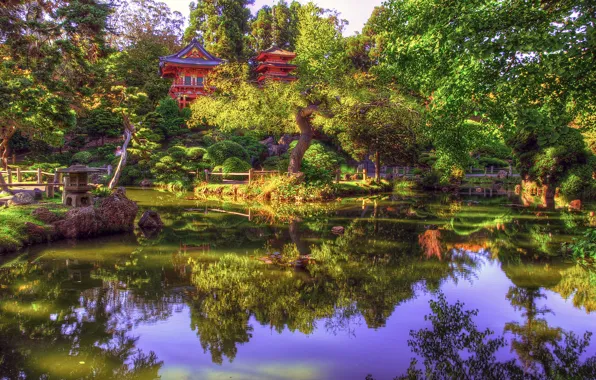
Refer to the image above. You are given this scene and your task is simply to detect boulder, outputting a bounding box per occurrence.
[7,192,35,206]
[569,199,582,211]
[53,207,100,239]
[24,222,50,244]
[95,187,138,233]
[32,207,62,224]
[53,188,138,239]
[497,170,508,179]
[138,210,163,230]
[140,179,153,188]
[331,226,345,235]
[33,188,43,200]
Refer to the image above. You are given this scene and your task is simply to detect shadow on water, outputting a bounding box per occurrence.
[0,188,595,379]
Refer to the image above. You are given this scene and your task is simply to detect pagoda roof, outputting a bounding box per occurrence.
[256,45,297,61]
[255,62,297,73]
[159,38,223,75]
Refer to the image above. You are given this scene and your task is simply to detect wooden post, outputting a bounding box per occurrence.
[12,154,16,165]
[62,177,68,204]
[205,169,210,183]
[46,180,55,198]
[362,169,367,183]
[335,169,341,184]
[491,166,494,174]
[37,168,42,183]
[16,167,22,182]
[248,168,254,185]
[6,168,12,184]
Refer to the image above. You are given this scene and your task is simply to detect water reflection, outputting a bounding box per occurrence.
[0,189,594,379]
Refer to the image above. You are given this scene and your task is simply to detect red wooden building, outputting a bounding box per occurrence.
[159,38,223,108]
[255,46,297,83]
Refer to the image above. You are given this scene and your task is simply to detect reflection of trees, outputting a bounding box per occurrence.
[551,265,596,313]
[189,218,481,364]
[369,294,596,380]
[504,287,562,374]
[0,256,166,378]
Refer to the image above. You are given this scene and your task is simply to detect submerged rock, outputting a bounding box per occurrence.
[138,210,163,230]
[140,179,153,187]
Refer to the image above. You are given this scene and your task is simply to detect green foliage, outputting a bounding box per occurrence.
[71,151,94,164]
[222,157,252,180]
[380,0,596,185]
[155,97,188,137]
[249,1,301,52]
[78,108,122,140]
[559,163,595,200]
[289,140,343,184]
[187,147,208,161]
[564,229,596,266]
[228,135,267,163]
[184,0,254,61]
[206,141,249,166]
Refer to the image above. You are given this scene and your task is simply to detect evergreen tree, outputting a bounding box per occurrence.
[184,0,254,61]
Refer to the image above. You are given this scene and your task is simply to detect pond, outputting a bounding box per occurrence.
[1,188,595,379]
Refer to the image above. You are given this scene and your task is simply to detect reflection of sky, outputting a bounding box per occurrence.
[132,260,596,380]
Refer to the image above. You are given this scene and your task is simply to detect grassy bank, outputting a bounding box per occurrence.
[0,200,67,253]
[194,177,393,202]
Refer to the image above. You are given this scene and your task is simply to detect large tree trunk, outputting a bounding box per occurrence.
[0,172,11,194]
[374,151,381,182]
[288,106,316,174]
[0,126,16,170]
[542,184,556,209]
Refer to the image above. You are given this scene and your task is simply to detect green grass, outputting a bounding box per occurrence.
[0,201,67,252]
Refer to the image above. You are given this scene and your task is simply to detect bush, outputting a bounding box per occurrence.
[187,147,207,160]
[206,141,249,165]
[559,163,594,200]
[263,156,289,172]
[222,157,252,180]
[420,170,442,190]
[229,135,267,162]
[71,151,94,164]
[288,140,343,184]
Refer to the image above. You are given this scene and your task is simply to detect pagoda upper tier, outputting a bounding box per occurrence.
[159,38,223,108]
[255,46,297,83]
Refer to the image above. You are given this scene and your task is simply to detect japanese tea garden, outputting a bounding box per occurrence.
[1,0,596,379]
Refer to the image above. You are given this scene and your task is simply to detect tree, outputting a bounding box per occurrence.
[184,0,254,61]
[249,1,302,53]
[380,0,596,203]
[190,2,348,174]
[332,74,421,181]
[0,0,111,169]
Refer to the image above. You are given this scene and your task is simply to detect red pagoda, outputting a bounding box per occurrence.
[159,38,223,108]
[255,45,297,83]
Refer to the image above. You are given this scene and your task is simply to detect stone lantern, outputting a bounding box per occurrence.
[57,165,103,207]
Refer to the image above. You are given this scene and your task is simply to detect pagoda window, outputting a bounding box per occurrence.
[184,76,192,86]
[197,77,204,87]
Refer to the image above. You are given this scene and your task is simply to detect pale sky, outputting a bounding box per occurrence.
[162,0,384,36]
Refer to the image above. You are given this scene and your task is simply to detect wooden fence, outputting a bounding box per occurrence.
[193,169,280,185]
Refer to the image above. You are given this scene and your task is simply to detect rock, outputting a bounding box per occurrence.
[331,226,345,235]
[31,207,62,224]
[138,210,163,230]
[53,207,101,239]
[54,189,138,239]
[95,188,138,233]
[278,134,294,146]
[7,192,35,206]
[259,136,274,146]
[140,179,153,187]
[24,222,49,244]
[33,188,43,200]
[497,170,508,179]
[569,199,582,211]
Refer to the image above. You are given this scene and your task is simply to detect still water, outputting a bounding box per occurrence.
[1,188,595,379]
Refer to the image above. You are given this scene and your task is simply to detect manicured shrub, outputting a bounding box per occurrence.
[222,157,252,180]
[187,147,207,160]
[71,151,94,164]
[229,135,267,162]
[288,140,344,184]
[559,163,594,200]
[206,141,249,165]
